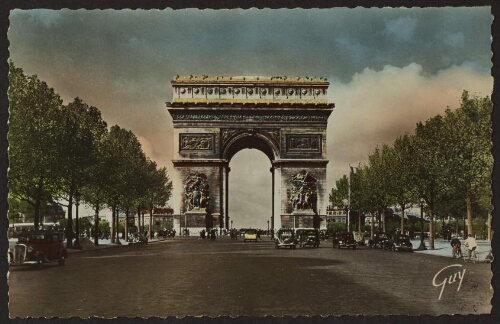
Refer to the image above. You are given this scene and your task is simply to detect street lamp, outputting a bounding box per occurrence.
[418,197,427,251]
[267,220,270,234]
[74,191,82,249]
[231,220,233,229]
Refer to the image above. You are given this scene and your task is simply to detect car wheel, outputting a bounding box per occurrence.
[37,257,44,270]
[58,256,65,266]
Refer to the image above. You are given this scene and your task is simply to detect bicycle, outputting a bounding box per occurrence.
[452,244,463,259]
[462,245,479,263]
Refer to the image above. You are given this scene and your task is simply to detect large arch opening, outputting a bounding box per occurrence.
[228,149,272,230]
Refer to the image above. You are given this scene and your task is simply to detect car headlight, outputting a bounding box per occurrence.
[27,246,33,253]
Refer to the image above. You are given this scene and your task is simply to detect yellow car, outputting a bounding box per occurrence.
[244,229,258,242]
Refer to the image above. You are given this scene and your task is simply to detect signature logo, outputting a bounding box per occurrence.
[433,264,466,300]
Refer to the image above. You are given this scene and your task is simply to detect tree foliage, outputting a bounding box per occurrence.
[330,90,492,246]
[8,61,173,246]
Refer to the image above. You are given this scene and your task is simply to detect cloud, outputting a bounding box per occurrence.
[326,62,492,187]
[384,16,417,42]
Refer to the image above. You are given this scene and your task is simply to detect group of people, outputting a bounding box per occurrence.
[450,234,493,262]
[199,228,217,241]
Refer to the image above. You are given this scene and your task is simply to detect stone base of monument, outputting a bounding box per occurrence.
[181,211,221,229]
[281,210,315,228]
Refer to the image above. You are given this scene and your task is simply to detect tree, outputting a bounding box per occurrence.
[55,98,108,248]
[141,159,173,238]
[102,125,146,243]
[413,115,449,249]
[365,145,392,232]
[440,91,492,236]
[386,134,418,232]
[329,175,348,208]
[8,62,63,229]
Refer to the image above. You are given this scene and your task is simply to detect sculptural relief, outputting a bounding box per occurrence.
[290,170,317,211]
[184,173,210,212]
[180,134,214,150]
[287,135,321,152]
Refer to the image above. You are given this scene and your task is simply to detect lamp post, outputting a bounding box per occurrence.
[267,220,270,234]
[231,220,233,229]
[418,197,427,250]
[74,191,82,249]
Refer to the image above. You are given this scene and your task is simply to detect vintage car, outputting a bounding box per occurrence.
[332,231,357,249]
[244,228,258,242]
[390,234,413,252]
[368,232,389,249]
[274,228,296,249]
[295,228,320,248]
[9,230,68,269]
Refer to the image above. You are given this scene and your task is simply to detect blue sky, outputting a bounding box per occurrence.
[8,8,493,228]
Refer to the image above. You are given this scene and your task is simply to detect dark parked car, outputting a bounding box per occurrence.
[9,230,68,269]
[390,234,413,252]
[275,228,296,249]
[368,232,389,249]
[296,228,320,248]
[332,232,357,249]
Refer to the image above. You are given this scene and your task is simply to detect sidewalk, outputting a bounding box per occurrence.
[8,236,170,254]
[411,238,492,262]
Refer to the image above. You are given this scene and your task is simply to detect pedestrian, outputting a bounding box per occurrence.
[450,237,462,258]
[464,234,478,259]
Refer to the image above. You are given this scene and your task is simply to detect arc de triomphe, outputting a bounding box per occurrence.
[167,76,334,233]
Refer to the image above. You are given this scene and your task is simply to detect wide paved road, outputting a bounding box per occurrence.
[8,236,492,318]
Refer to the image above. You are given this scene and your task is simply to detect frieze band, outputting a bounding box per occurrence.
[171,113,329,122]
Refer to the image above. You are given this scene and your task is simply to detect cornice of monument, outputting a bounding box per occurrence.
[172,75,329,85]
[166,100,334,108]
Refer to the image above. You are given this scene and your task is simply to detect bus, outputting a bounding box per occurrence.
[8,222,61,238]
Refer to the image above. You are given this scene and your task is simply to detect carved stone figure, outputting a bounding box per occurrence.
[180,134,213,150]
[290,170,317,211]
[184,174,210,211]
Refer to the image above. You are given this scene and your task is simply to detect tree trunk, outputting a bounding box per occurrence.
[381,209,386,233]
[400,204,405,233]
[466,195,473,236]
[34,196,41,231]
[94,205,99,246]
[149,207,153,239]
[137,207,141,233]
[487,211,491,241]
[66,193,74,248]
[370,212,374,240]
[34,178,43,230]
[429,209,434,249]
[111,206,116,243]
[125,207,129,241]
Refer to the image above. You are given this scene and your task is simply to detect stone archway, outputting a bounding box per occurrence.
[167,76,334,234]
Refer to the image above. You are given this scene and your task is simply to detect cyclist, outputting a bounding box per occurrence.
[450,236,462,258]
[464,234,478,260]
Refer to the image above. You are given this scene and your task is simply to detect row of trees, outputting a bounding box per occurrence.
[8,61,173,247]
[330,90,492,249]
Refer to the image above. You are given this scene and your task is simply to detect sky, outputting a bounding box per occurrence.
[7,8,493,228]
